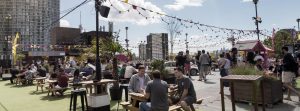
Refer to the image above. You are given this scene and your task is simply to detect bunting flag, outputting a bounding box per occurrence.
[132,5,137,9]
[110,0,272,38]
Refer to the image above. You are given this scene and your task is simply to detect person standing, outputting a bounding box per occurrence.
[171,67,196,111]
[139,70,169,111]
[176,51,186,70]
[281,46,300,101]
[124,62,137,83]
[218,54,230,87]
[195,51,201,75]
[207,52,212,75]
[184,50,192,78]
[198,50,210,81]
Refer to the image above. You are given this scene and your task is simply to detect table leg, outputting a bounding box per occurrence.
[220,80,225,111]
[260,81,265,111]
[253,82,258,111]
[230,82,236,111]
[125,86,128,102]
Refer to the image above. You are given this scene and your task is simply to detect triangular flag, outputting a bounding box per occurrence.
[132,5,137,9]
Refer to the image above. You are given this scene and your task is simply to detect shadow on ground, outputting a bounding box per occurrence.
[40,93,71,101]
[204,81,216,84]
[29,91,49,95]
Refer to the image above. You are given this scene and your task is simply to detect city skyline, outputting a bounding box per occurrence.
[60,0,300,54]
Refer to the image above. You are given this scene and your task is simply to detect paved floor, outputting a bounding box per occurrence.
[192,71,300,111]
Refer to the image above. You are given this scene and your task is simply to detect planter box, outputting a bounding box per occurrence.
[233,78,283,105]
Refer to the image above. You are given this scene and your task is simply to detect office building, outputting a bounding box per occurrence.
[146,33,168,60]
[0,0,59,67]
[138,43,146,61]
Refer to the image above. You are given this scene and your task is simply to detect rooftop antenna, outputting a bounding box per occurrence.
[79,11,83,32]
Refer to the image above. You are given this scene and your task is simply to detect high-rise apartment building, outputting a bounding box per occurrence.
[146,33,168,60]
[138,43,146,61]
[0,0,59,60]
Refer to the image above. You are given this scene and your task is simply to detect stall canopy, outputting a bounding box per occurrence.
[234,40,274,52]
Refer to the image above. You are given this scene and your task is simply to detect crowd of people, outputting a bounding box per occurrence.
[1,46,300,110]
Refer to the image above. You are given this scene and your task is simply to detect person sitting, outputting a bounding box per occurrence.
[128,65,151,93]
[139,70,169,111]
[124,63,138,83]
[54,68,69,96]
[171,67,197,111]
[10,66,20,84]
[103,66,113,79]
[73,69,82,84]
[37,65,47,77]
[128,65,151,107]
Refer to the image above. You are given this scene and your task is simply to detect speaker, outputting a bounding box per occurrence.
[98,6,110,18]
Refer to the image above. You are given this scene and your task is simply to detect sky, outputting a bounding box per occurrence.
[60,0,300,55]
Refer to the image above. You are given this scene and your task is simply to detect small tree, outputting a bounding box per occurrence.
[263,29,293,57]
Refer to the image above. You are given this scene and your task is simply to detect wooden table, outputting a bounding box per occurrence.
[79,79,117,94]
[127,93,148,111]
[220,75,265,111]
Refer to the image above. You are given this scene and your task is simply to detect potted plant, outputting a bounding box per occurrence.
[229,64,283,106]
[149,59,175,84]
[100,39,124,101]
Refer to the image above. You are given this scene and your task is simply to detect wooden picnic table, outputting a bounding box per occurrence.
[220,75,265,111]
[125,92,148,111]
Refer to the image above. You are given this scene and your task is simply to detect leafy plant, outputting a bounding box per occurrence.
[230,64,277,80]
[150,59,165,71]
[230,64,263,75]
[149,59,170,78]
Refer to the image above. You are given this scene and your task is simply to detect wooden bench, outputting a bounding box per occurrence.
[169,98,204,111]
[120,101,131,108]
[169,105,182,111]
[121,98,204,111]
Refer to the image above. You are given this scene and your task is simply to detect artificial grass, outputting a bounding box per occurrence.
[0,80,125,111]
[297,79,300,89]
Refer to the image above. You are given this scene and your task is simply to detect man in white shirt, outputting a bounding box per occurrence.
[124,63,137,82]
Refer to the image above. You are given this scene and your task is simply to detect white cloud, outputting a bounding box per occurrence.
[60,19,71,27]
[164,0,206,11]
[242,0,253,2]
[99,0,165,25]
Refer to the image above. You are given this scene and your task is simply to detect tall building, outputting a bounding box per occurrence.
[138,43,146,61]
[146,33,168,60]
[0,0,59,66]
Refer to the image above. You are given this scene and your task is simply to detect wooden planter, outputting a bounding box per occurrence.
[233,78,283,105]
